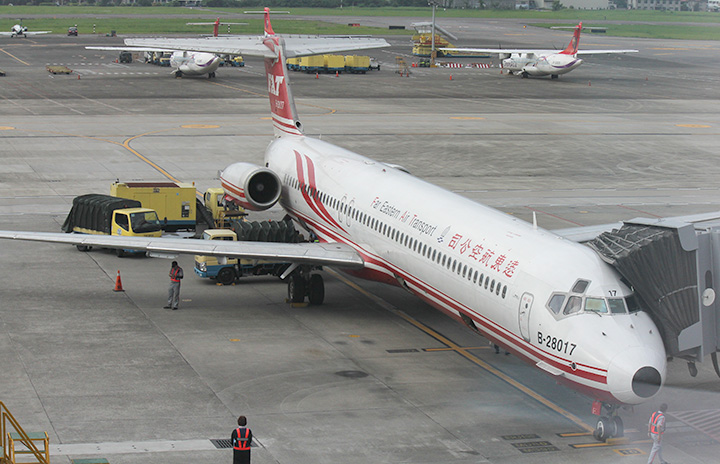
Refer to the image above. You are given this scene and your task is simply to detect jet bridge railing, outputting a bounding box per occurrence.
[588,217,720,372]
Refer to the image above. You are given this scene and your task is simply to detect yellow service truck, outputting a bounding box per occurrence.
[202,187,246,229]
[111,181,197,231]
[61,194,162,257]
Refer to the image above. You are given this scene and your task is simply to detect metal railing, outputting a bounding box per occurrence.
[0,401,49,464]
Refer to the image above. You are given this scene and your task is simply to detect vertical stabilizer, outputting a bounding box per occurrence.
[263,7,275,36]
[560,22,582,55]
[262,9,303,137]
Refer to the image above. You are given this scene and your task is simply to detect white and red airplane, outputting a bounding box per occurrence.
[0,22,51,38]
[444,22,638,79]
[1,11,665,441]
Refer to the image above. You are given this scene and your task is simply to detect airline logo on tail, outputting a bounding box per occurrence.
[262,8,303,137]
[560,22,582,55]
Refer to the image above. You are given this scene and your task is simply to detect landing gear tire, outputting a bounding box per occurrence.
[688,361,698,377]
[175,71,183,79]
[593,415,623,442]
[521,71,529,79]
[612,416,624,438]
[551,74,559,79]
[217,267,235,285]
[208,72,216,79]
[593,416,613,442]
[76,245,92,252]
[116,248,125,258]
[288,274,306,303]
[308,274,325,305]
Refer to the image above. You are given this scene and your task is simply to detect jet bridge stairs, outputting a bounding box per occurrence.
[586,214,720,378]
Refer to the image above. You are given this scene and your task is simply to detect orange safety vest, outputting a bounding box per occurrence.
[649,411,665,435]
[233,427,251,451]
[170,267,182,282]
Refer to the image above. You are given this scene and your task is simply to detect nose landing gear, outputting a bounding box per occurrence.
[593,403,624,442]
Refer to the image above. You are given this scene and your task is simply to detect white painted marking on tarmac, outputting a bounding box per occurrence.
[50,439,219,456]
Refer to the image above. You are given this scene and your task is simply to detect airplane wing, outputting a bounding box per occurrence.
[442,47,637,56]
[124,35,389,58]
[86,46,181,53]
[575,49,638,55]
[553,211,720,243]
[440,47,543,56]
[0,230,365,268]
[0,31,51,36]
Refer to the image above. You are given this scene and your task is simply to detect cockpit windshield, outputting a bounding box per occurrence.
[548,292,638,317]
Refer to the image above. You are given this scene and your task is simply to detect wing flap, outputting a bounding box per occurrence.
[0,231,364,268]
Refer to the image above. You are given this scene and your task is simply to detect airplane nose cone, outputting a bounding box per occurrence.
[607,347,665,404]
[632,366,662,399]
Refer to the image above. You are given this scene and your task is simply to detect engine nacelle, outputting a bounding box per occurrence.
[219,162,282,211]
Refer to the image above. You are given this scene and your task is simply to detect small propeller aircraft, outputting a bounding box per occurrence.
[0,21,51,38]
[444,22,638,79]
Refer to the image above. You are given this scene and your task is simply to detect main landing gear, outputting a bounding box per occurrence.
[593,402,624,442]
[286,266,325,305]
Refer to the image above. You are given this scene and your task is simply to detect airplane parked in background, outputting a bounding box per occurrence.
[444,22,637,79]
[85,9,386,79]
[1,22,51,38]
[1,10,665,442]
[86,46,222,79]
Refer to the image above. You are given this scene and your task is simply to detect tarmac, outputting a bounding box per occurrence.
[1,17,720,464]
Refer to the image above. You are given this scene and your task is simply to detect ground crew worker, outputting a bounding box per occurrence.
[164,261,183,310]
[231,415,252,464]
[647,403,669,464]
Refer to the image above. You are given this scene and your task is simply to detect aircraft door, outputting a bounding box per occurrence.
[518,292,534,342]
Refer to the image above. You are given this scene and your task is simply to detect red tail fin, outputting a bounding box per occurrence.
[264,7,275,36]
[262,10,302,137]
[213,18,219,37]
[560,22,582,55]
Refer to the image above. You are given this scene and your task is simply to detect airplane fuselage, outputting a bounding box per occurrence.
[169,51,220,76]
[502,52,583,77]
[10,25,28,37]
[259,135,666,406]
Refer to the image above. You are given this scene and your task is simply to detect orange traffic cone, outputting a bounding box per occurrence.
[335,71,339,77]
[114,270,124,292]
[315,73,319,79]
[449,75,453,81]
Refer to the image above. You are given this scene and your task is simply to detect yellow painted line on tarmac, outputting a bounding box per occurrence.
[677,124,711,128]
[424,346,490,352]
[0,48,30,66]
[121,131,181,183]
[0,126,15,130]
[326,267,595,434]
[181,124,220,129]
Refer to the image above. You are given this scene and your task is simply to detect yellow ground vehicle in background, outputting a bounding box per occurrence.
[111,181,197,231]
[62,194,162,257]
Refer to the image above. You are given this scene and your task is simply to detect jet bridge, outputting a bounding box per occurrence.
[587,215,720,376]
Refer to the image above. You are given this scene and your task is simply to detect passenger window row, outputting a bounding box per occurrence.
[285,176,508,299]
